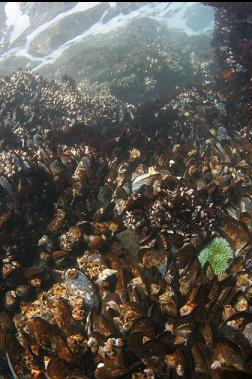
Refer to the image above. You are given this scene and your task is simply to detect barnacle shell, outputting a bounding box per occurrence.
[64,269,99,310]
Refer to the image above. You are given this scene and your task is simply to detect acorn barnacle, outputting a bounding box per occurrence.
[66,269,79,280]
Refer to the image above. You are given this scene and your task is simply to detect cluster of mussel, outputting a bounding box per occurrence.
[0,69,135,152]
[1,5,252,376]
[0,63,252,379]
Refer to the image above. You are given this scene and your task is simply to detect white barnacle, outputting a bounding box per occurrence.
[64,269,99,310]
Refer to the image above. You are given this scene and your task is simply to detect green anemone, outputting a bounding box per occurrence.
[198,237,234,275]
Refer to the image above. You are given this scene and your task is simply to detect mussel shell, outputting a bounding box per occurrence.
[98,312,119,337]
[27,317,54,349]
[95,365,128,379]
[46,358,71,379]
[5,332,24,379]
[15,284,31,299]
[3,265,23,288]
[192,341,211,373]
[56,335,80,363]
[128,317,156,338]
[210,369,252,379]
[51,250,74,269]
[24,266,45,280]
[50,159,66,176]
[213,340,244,370]
[0,312,13,347]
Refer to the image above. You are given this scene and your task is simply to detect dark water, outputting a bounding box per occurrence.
[0,2,252,379]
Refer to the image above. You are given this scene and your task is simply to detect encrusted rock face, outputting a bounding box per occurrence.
[0,3,215,104]
[0,69,135,149]
[1,3,252,378]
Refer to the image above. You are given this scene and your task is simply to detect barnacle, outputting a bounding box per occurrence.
[199,237,234,274]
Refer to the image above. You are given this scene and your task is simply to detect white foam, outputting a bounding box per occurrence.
[24,2,101,51]
[5,2,30,45]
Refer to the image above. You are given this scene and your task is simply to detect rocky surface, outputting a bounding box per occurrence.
[0,2,215,104]
[1,3,252,379]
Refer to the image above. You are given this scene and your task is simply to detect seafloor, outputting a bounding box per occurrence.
[0,3,252,379]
